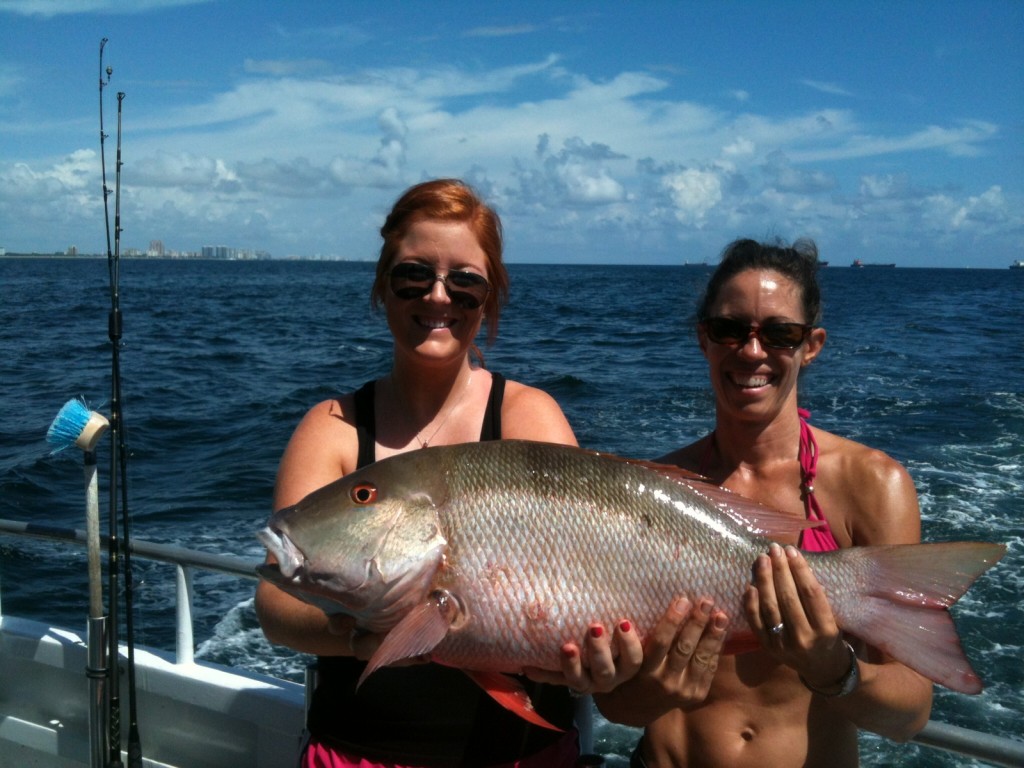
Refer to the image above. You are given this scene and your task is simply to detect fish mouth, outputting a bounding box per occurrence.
[258,526,305,579]
[256,523,436,629]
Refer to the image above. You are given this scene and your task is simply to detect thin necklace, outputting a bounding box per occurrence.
[415,371,472,449]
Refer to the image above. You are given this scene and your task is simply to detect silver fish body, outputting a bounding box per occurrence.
[258,440,1004,695]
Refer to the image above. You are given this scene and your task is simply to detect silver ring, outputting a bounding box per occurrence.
[770,622,785,635]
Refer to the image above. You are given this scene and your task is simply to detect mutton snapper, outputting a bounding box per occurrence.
[258,440,1004,728]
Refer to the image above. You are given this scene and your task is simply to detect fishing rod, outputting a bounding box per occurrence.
[98,40,122,768]
[99,38,143,768]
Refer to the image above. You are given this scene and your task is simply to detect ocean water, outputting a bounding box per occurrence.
[1,257,1022,766]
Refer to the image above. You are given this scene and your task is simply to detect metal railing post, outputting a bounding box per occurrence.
[175,564,194,665]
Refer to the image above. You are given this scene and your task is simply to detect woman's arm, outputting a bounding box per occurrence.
[255,398,359,656]
[746,445,932,741]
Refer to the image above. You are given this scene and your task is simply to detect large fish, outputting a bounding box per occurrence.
[258,440,1004,728]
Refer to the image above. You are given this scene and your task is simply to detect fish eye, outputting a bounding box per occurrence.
[350,483,378,504]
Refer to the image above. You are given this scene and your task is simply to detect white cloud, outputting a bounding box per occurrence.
[243,59,332,77]
[859,174,913,200]
[790,120,999,162]
[664,168,723,224]
[0,0,209,16]
[561,167,625,204]
[50,148,94,189]
[722,137,755,158]
[951,186,1007,228]
[801,79,854,97]
[465,24,539,38]
[762,151,837,194]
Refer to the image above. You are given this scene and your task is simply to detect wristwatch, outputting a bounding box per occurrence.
[800,640,860,697]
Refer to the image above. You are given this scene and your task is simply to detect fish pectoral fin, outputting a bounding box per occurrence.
[463,670,564,732]
[357,590,455,687]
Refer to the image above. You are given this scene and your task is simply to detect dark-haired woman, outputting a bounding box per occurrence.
[596,238,932,768]
[256,179,648,767]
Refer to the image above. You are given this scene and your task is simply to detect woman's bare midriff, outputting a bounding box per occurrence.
[638,654,860,768]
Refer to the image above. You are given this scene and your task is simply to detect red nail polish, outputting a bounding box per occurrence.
[590,625,604,639]
[619,620,632,633]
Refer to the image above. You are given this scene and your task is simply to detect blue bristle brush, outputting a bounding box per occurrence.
[47,397,110,454]
[47,396,111,766]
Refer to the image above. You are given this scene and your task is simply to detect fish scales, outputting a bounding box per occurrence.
[431,441,757,669]
[258,439,1005,697]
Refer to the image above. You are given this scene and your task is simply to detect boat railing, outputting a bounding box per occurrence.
[0,517,255,666]
[2,517,1023,767]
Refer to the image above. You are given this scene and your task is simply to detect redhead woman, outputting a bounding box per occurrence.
[256,179,654,768]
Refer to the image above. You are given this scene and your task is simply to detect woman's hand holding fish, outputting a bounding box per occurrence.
[592,598,727,727]
[745,543,852,690]
[522,619,644,694]
[327,614,374,659]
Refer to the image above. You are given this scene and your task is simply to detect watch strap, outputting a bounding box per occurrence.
[800,640,859,698]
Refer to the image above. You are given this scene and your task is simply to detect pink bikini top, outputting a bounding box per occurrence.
[699,408,840,552]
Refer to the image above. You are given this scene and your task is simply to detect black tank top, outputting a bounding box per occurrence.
[305,373,574,766]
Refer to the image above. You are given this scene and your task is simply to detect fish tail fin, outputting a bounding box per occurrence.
[833,542,1005,694]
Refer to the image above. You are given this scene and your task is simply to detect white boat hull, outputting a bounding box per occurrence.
[0,615,304,768]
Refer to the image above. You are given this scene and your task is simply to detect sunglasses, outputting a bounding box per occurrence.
[702,316,812,349]
[388,262,491,310]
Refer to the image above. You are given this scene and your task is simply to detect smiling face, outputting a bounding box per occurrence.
[699,268,826,423]
[385,219,488,368]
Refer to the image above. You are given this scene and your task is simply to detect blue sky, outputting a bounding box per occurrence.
[1,1,1021,267]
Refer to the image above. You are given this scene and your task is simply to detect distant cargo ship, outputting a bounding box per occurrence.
[851,259,895,268]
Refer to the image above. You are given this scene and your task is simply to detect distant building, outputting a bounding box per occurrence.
[149,240,165,257]
[200,245,271,260]
[201,245,232,260]
[66,245,78,256]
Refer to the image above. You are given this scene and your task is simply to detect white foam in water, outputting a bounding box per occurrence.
[197,597,311,682]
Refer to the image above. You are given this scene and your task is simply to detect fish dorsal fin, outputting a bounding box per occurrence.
[606,453,823,539]
[358,590,457,687]
[463,670,563,732]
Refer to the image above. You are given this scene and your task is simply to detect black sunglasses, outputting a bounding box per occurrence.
[702,316,812,349]
[388,262,491,310]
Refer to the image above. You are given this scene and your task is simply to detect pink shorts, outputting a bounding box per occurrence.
[301,728,580,768]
